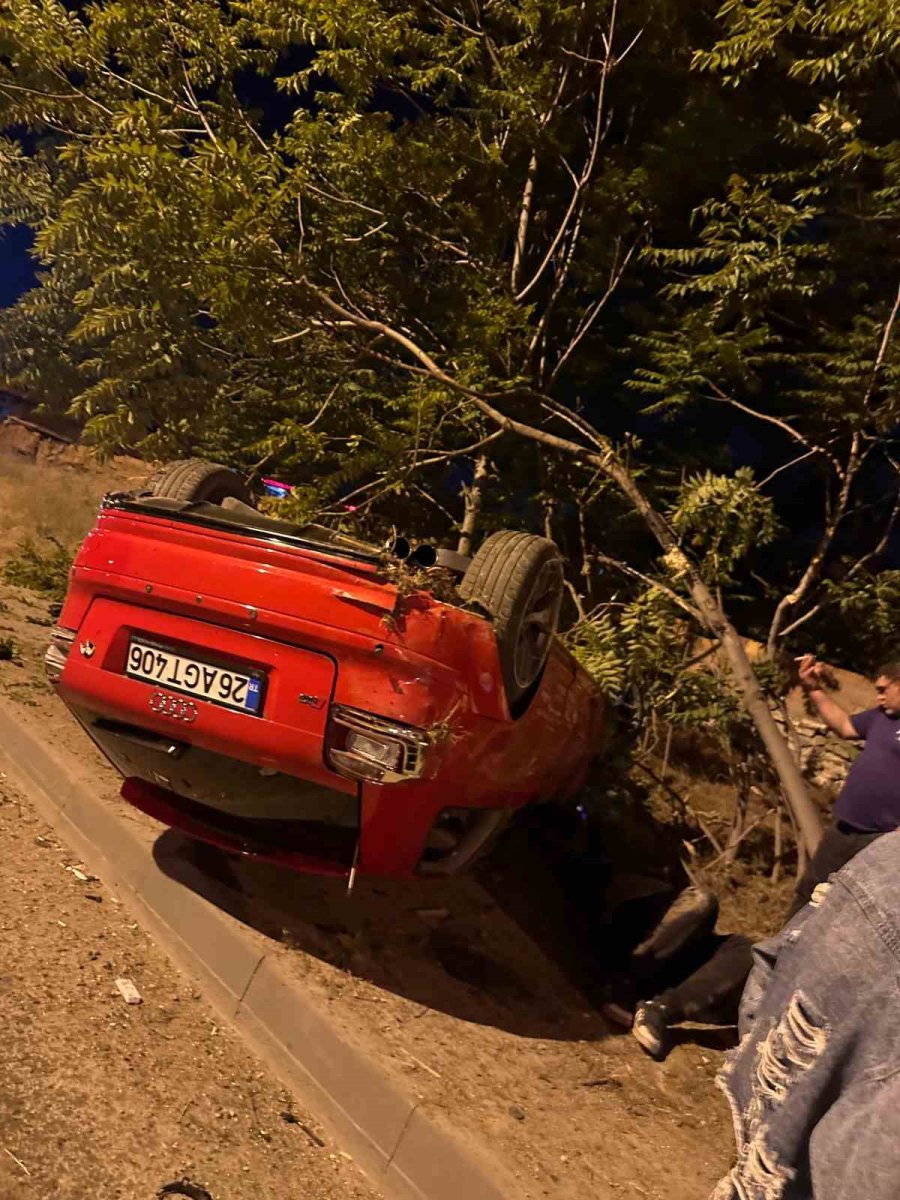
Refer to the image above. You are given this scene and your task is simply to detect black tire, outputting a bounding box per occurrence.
[458,531,564,704]
[143,459,254,507]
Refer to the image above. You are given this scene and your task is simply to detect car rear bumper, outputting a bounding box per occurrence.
[62,695,496,879]
[67,700,361,874]
[121,777,357,877]
[55,597,352,791]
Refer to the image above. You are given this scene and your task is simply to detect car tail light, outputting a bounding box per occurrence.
[44,626,77,682]
[326,705,429,784]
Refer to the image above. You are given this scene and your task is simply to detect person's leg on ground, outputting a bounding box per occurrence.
[631,933,753,1059]
[629,884,719,965]
[601,885,718,1035]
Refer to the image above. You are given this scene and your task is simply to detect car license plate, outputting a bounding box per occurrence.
[125,636,266,715]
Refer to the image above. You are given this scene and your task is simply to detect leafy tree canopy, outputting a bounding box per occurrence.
[0,0,898,680]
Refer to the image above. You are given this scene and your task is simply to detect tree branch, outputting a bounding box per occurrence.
[564,579,589,622]
[409,428,505,469]
[412,483,458,526]
[706,383,843,479]
[704,808,777,871]
[271,319,359,344]
[777,472,900,642]
[457,453,489,555]
[303,181,385,217]
[4,75,115,118]
[85,54,194,115]
[765,311,895,653]
[549,232,643,381]
[514,0,619,303]
[756,447,820,490]
[509,61,573,294]
[344,221,388,243]
[527,189,587,365]
[862,281,900,409]
[299,275,684,566]
[590,551,704,623]
[631,760,725,854]
[510,153,538,293]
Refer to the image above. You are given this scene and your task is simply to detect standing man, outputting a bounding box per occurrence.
[792,656,900,913]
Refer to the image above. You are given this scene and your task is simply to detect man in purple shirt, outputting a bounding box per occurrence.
[791,656,900,913]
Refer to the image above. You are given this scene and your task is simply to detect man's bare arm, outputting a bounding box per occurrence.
[797,655,859,740]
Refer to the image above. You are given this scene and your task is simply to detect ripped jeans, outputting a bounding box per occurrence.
[714,989,828,1200]
[712,832,900,1200]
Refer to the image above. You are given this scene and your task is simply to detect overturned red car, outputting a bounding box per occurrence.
[47,459,606,880]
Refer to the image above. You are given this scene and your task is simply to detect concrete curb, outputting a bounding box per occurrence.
[0,696,510,1200]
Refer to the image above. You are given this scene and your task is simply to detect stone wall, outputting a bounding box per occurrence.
[772,708,859,795]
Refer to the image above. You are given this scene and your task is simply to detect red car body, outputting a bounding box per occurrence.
[48,497,605,880]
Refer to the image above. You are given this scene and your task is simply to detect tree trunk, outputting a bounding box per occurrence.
[724,759,749,866]
[457,454,488,556]
[771,803,784,884]
[687,592,823,857]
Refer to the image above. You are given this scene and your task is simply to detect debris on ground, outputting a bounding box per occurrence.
[413,907,450,924]
[157,1180,214,1200]
[3,1146,32,1176]
[114,977,143,1005]
[280,1111,326,1147]
[66,865,98,883]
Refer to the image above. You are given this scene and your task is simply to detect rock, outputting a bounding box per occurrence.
[114,977,143,1005]
[157,1181,214,1200]
[0,422,41,459]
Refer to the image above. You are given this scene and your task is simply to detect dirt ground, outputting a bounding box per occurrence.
[0,443,740,1199]
[0,769,381,1200]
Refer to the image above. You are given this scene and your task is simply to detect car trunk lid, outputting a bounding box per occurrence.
[65,499,401,642]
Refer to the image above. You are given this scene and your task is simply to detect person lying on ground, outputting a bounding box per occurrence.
[791,655,900,916]
[602,883,752,1061]
[711,830,900,1200]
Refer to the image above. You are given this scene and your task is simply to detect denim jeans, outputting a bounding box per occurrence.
[789,820,882,917]
[712,831,900,1200]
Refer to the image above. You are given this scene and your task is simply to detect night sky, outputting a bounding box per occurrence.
[0,224,37,308]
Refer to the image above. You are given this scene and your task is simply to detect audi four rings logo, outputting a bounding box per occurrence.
[149,691,199,723]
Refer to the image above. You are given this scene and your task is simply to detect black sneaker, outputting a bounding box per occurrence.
[631,1000,669,1059]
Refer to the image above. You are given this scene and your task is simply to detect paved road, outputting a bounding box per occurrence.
[0,772,381,1200]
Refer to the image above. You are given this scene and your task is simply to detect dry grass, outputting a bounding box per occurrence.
[0,458,111,562]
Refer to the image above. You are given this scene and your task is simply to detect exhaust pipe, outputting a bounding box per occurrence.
[409,544,438,568]
[391,540,469,573]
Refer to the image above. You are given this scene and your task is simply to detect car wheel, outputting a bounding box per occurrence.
[143,458,255,507]
[459,531,565,705]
